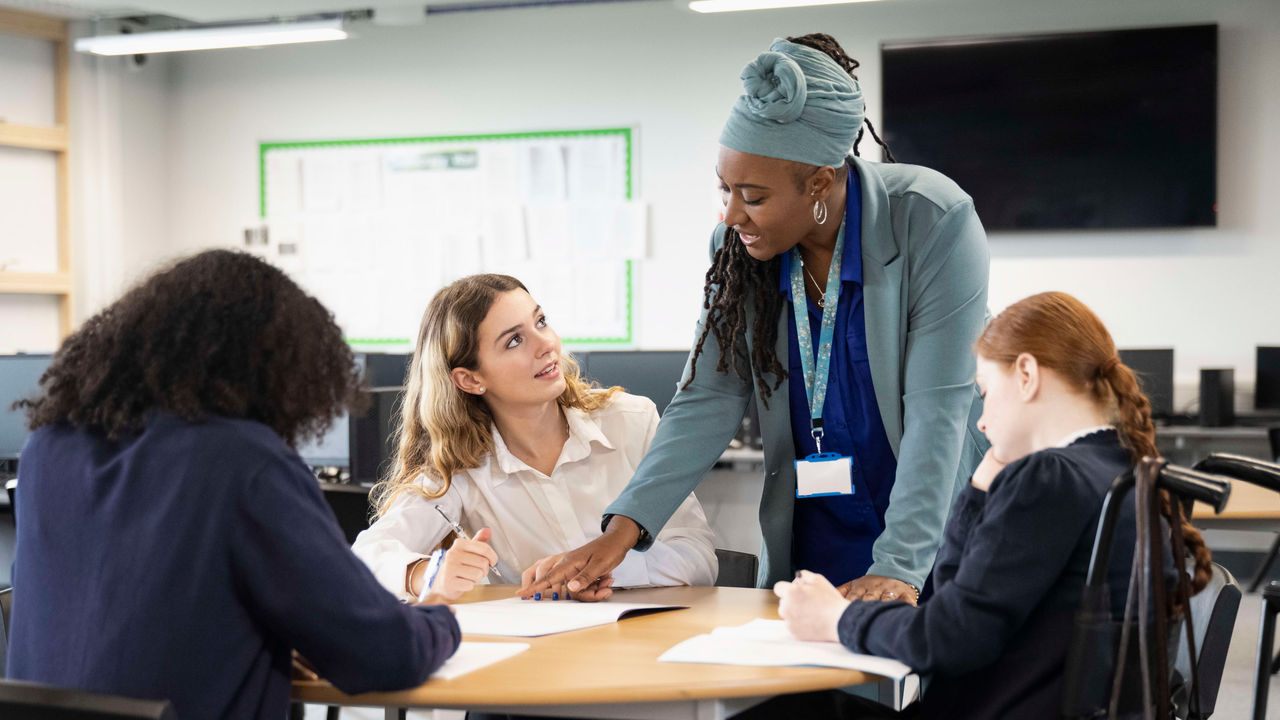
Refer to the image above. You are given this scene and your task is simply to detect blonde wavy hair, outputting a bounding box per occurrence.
[371,274,621,516]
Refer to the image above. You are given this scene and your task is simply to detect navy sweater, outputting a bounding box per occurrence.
[838,430,1163,719]
[7,414,460,719]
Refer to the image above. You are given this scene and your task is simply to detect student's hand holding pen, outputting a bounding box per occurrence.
[413,527,500,602]
[774,570,849,643]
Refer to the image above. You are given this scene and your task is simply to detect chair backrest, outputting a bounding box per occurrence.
[0,587,8,677]
[1173,562,1242,719]
[713,548,759,588]
[1268,425,1280,463]
[5,478,14,514]
[0,679,177,719]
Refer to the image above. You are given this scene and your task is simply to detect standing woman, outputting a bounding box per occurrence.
[523,34,989,602]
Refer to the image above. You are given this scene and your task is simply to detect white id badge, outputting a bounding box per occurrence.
[795,452,854,498]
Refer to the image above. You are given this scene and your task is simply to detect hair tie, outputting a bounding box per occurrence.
[1099,356,1121,378]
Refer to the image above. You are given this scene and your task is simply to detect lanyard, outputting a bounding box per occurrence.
[788,219,845,454]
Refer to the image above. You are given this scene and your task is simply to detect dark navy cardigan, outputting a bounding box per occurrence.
[8,413,459,719]
[838,429,1158,719]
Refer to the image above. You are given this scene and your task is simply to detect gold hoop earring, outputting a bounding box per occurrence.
[812,198,828,225]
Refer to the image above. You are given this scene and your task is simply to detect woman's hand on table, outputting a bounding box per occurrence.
[516,515,639,602]
[837,574,918,605]
[774,570,849,643]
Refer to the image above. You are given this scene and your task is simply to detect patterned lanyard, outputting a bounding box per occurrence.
[788,218,845,454]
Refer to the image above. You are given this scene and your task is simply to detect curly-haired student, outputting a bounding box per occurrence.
[7,250,460,719]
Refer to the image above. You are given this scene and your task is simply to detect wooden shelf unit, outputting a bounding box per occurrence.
[0,6,73,338]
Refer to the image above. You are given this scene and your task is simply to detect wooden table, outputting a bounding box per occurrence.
[1193,477,1280,530]
[1193,476,1280,591]
[292,585,890,720]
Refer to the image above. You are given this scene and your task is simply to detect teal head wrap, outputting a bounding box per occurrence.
[719,38,865,168]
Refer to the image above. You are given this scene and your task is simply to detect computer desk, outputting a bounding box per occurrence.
[291,585,895,720]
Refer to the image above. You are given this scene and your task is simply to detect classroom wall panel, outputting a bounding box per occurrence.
[0,145,58,274]
[0,33,55,127]
[0,294,59,354]
[73,0,1279,409]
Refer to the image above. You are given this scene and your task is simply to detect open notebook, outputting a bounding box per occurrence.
[659,618,912,680]
[453,596,688,637]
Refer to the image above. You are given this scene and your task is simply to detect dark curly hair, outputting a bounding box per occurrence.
[683,33,896,405]
[19,249,364,446]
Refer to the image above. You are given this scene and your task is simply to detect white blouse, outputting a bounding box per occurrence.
[352,392,718,600]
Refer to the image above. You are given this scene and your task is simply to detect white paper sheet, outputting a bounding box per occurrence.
[432,642,529,681]
[453,596,688,637]
[658,619,912,680]
[302,156,346,213]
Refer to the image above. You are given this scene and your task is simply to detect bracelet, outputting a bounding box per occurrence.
[905,583,920,603]
[405,557,429,596]
[417,549,446,603]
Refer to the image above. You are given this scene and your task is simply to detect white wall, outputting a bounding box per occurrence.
[0,33,60,353]
[0,26,173,353]
[78,0,1280,409]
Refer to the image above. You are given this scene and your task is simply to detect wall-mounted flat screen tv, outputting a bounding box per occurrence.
[881,24,1217,231]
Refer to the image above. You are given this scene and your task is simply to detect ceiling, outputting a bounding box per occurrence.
[0,0,598,22]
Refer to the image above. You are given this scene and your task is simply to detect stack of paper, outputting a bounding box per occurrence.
[454,597,688,637]
[433,642,529,680]
[658,618,912,680]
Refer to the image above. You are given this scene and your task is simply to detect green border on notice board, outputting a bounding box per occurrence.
[259,128,635,346]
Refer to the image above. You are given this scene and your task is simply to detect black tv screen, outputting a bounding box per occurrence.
[881,24,1217,230]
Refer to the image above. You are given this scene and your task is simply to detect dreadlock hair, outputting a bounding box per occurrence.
[975,291,1214,602]
[683,228,788,404]
[683,33,893,404]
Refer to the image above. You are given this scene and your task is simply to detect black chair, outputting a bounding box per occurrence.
[1061,461,1233,719]
[713,549,759,588]
[1256,581,1280,720]
[0,587,9,677]
[1204,451,1280,592]
[1191,454,1280,720]
[1173,563,1241,719]
[0,679,177,719]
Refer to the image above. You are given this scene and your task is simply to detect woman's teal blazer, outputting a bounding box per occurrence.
[605,157,991,589]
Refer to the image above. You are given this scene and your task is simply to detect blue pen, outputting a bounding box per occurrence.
[433,505,510,583]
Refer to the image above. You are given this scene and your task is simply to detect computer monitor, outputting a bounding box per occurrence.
[1117,348,1174,419]
[0,354,54,461]
[577,351,690,416]
[297,412,350,467]
[297,352,410,472]
[1256,346,1280,411]
[348,353,411,482]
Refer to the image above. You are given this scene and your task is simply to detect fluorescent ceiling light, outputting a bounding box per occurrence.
[74,19,347,55]
[689,0,882,12]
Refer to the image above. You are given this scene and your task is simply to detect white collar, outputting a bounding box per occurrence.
[1055,425,1115,448]
[489,405,615,480]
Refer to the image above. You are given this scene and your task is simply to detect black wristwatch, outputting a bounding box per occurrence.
[601,514,653,551]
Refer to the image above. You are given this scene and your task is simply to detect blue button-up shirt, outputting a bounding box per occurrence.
[783,169,899,585]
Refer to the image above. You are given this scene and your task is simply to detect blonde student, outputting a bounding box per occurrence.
[353,274,717,601]
[768,292,1211,720]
